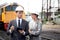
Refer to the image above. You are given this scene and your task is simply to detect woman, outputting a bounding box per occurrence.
[29,11,42,40]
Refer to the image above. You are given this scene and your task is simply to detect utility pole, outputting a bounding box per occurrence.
[58,0,59,9]
[49,0,51,21]
[58,0,60,9]
[49,0,51,9]
[47,0,48,21]
[42,0,43,19]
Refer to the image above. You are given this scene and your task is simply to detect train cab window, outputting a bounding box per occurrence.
[5,5,17,11]
[0,8,3,20]
[0,9,1,15]
[0,8,3,15]
[5,5,11,11]
[11,5,17,11]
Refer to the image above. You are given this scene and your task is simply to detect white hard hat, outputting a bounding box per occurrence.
[15,6,24,11]
[30,11,39,16]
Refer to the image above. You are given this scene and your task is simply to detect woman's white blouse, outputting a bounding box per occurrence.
[29,20,37,30]
[29,20,42,35]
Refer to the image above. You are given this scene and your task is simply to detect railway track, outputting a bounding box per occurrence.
[41,31,60,40]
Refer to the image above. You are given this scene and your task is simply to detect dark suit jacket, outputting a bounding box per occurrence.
[7,19,29,40]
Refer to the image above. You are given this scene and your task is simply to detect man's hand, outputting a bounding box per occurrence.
[18,30,25,35]
[10,26,14,31]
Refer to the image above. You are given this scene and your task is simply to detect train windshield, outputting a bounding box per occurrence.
[0,8,3,15]
[5,5,17,11]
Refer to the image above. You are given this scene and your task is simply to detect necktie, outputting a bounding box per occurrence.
[18,20,20,27]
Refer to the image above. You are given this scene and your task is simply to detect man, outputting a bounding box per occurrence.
[7,6,29,40]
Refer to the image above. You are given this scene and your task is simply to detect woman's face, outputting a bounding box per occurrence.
[31,14,37,19]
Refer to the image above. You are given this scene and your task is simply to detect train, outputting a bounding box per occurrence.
[0,3,25,31]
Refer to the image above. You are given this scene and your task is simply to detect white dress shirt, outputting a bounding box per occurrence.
[16,17,22,27]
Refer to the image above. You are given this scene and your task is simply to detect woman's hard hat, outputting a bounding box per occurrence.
[30,11,39,16]
[15,6,24,11]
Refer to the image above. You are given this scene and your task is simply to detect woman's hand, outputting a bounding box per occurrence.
[29,29,31,33]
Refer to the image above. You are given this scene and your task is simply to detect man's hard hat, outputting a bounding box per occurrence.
[15,6,24,11]
[30,11,39,16]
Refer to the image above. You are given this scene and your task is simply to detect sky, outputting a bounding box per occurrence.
[42,0,58,12]
[0,0,42,13]
[0,0,58,13]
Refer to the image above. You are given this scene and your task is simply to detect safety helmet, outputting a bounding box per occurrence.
[15,6,24,11]
[30,11,39,16]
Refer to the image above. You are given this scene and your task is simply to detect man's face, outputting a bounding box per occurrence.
[16,11,23,18]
